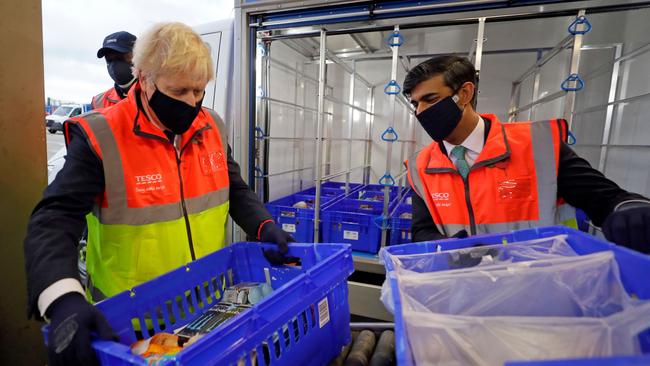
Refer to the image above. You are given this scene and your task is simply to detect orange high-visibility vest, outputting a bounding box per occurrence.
[91,86,122,109]
[406,114,576,237]
[65,82,230,300]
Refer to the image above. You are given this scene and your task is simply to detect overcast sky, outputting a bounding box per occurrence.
[42,0,234,104]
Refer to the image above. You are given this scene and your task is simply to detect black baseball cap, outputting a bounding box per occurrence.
[97,31,137,58]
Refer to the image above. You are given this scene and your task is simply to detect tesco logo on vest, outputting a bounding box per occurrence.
[431,192,450,201]
[135,173,163,185]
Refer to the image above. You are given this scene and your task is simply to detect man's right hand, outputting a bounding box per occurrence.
[46,293,117,366]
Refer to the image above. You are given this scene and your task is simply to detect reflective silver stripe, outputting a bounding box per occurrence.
[530,120,562,226]
[83,112,130,221]
[476,221,537,234]
[92,92,105,109]
[105,94,120,105]
[406,152,424,198]
[82,113,229,225]
[557,203,577,224]
[185,188,229,215]
[203,108,229,155]
[408,151,461,238]
[439,223,470,238]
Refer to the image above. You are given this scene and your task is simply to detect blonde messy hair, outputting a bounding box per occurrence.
[133,22,213,82]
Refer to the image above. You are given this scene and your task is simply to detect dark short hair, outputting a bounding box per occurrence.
[403,55,477,106]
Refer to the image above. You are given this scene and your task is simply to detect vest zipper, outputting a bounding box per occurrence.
[461,175,477,236]
[175,149,197,261]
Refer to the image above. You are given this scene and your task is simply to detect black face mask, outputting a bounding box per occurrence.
[415,95,463,142]
[107,60,135,86]
[148,86,204,135]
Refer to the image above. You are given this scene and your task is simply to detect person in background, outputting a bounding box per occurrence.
[404,55,650,253]
[91,31,137,109]
[25,22,293,366]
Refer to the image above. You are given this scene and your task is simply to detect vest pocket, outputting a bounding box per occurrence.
[496,177,534,202]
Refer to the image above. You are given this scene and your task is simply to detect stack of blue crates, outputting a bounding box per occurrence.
[389,191,413,245]
[266,182,362,242]
[321,184,411,253]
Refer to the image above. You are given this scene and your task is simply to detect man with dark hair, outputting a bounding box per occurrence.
[404,55,650,253]
[91,31,137,109]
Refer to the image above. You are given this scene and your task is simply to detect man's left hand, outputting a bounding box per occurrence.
[260,222,295,264]
[603,204,650,254]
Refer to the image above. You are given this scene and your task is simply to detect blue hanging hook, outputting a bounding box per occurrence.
[567,130,577,145]
[379,173,395,187]
[381,127,399,142]
[568,15,592,35]
[373,215,390,230]
[384,80,401,95]
[254,166,264,178]
[561,74,584,91]
[254,127,266,140]
[386,31,404,47]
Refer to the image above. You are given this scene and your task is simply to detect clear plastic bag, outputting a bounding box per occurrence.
[381,235,650,365]
[404,301,650,366]
[399,251,631,317]
[381,235,579,314]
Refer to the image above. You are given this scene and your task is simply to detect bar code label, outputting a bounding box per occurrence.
[282,223,296,233]
[343,230,359,240]
[318,297,330,328]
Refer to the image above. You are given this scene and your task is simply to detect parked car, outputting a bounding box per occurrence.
[45,104,91,134]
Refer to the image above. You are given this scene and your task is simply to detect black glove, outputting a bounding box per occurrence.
[603,204,650,254]
[46,292,117,366]
[260,222,295,265]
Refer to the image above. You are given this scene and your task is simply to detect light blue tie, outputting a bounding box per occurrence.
[451,145,470,179]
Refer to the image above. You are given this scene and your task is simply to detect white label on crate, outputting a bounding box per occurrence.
[282,223,297,233]
[343,230,359,240]
[318,297,330,328]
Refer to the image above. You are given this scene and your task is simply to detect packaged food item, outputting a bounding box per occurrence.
[223,282,274,305]
[131,333,183,364]
[292,201,308,208]
[130,282,274,362]
[176,302,251,340]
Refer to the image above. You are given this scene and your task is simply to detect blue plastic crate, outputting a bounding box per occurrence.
[322,198,400,253]
[355,184,403,202]
[298,186,352,198]
[389,201,412,246]
[43,242,354,366]
[382,226,650,366]
[266,194,338,242]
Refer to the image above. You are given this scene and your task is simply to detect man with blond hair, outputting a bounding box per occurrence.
[25,22,293,366]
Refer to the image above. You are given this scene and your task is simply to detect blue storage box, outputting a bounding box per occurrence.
[298,186,353,198]
[382,226,650,366]
[322,198,400,253]
[355,184,403,203]
[44,242,354,366]
[266,194,337,242]
[389,201,412,246]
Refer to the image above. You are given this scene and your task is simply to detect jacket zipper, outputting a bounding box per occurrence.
[461,174,477,236]
[173,144,197,261]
